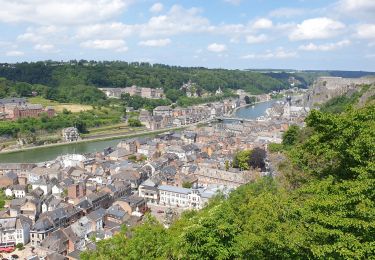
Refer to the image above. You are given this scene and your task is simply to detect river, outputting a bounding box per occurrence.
[0,99,276,163]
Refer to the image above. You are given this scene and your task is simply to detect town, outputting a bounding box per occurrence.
[0,90,309,259]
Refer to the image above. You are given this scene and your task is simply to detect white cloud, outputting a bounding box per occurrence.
[337,0,375,20]
[150,3,163,13]
[34,44,59,53]
[246,34,268,44]
[80,39,128,52]
[269,8,305,18]
[252,18,273,30]
[299,40,350,51]
[289,17,345,41]
[75,23,133,40]
[139,38,171,47]
[356,24,375,39]
[18,26,65,43]
[0,0,131,25]
[241,48,297,59]
[139,5,212,37]
[207,43,227,53]
[5,50,24,57]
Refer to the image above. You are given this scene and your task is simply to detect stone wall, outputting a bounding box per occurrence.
[306,77,375,107]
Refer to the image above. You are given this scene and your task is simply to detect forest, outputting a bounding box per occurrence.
[0,61,300,105]
[81,101,375,259]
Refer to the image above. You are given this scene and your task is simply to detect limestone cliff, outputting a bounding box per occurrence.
[306,76,375,107]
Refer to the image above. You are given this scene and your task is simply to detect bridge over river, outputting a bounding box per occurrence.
[215,116,256,123]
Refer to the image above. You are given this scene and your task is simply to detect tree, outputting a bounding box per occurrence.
[182,181,193,188]
[16,243,24,250]
[128,118,142,127]
[282,125,300,146]
[225,160,230,171]
[244,96,256,104]
[232,150,252,170]
[248,147,267,170]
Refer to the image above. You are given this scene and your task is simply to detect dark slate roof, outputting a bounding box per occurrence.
[161,165,177,176]
[77,199,92,210]
[87,208,106,221]
[106,205,126,219]
[32,216,54,231]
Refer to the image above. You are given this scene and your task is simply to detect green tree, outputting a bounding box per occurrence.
[232,150,252,170]
[128,118,142,127]
[282,125,300,146]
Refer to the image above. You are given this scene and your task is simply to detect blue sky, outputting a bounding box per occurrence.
[0,0,374,71]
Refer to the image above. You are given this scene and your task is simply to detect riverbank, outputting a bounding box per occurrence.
[0,126,185,156]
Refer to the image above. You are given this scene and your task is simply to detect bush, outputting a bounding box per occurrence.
[128,118,143,127]
[16,243,24,250]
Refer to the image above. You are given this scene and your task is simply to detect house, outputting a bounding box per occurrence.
[40,227,80,255]
[67,183,86,200]
[111,171,144,189]
[113,195,147,215]
[69,168,87,182]
[0,171,18,188]
[30,205,83,246]
[101,181,131,201]
[105,205,128,224]
[0,216,32,245]
[138,178,159,204]
[20,198,40,221]
[86,191,112,210]
[32,178,52,195]
[52,184,64,196]
[106,148,133,161]
[153,106,172,117]
[5,185,27,198]
[42,196,64,213]
[117,139,137,153]
[86,208,106,231]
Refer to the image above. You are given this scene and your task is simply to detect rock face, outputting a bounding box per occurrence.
[306,77,375,107]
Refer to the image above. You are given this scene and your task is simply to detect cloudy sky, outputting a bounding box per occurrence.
[0,0,374,71]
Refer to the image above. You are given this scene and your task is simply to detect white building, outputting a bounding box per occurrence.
[0,217,32,245]
[32,179,51,195]
[5,185,27,198]
[158,185,215,209]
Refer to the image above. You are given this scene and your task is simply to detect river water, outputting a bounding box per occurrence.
[0,100,276,163]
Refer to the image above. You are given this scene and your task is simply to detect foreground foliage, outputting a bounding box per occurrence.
[82,104,375,260]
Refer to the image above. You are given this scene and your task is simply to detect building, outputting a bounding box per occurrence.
[99,86,164,99]
[62,127,80,142]
[0,216,32,245]
[158,185,214,209]
[153,106,172,117]
[5,185,27,198]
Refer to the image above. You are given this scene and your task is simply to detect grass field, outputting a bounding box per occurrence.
[28,97,93,113]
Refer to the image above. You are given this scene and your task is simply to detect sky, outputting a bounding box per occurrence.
[0,0,374,71]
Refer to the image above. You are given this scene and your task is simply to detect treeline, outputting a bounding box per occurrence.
[82,103,375,259]
[121,93,171,111]
[0,61,294,99]
[0,108,121,137]
[0,77,106,105]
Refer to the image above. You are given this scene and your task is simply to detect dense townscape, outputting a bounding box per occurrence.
[0,86,313,259]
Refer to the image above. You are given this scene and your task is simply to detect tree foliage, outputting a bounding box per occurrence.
[82,96,374,260]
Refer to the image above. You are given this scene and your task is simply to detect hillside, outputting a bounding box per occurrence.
[81,102,375,259]
[0,61,292,97]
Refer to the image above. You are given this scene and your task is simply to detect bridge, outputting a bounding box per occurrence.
[215,116,255,123]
